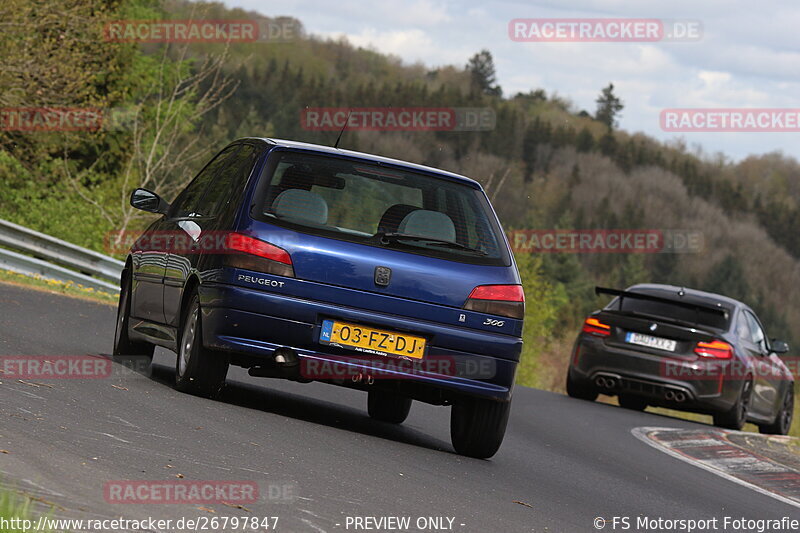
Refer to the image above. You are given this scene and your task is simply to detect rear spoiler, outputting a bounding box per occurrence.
[595,287,729,318]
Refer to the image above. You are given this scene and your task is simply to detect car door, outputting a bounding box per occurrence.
[735,310,766,415]
[744,310,786,418]
[130,216,171,323]
[160,145,241,327]
[740,310,778,418]
[163,143,260,328]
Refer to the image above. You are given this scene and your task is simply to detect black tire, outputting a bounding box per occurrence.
[618,394,648,411]
[367,390,412,424]
[113,272,155,361]
[566,371,598,401]
[758,386,794,435]
[174,292,228,398]
[713,378,753,430]
[450,397,511,459]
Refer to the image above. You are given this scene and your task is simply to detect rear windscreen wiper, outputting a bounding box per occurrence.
[376,232,488,255]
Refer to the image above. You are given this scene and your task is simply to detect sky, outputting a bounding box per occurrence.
[222,0,800,163]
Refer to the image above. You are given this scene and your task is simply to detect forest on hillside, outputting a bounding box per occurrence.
[2,0,800,392]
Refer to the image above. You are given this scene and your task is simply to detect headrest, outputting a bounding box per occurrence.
[272,189,328,225]
[378,204,420,234]
[398,210,456,242]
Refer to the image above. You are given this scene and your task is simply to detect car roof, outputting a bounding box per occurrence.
[627,283,743,310]
[240,137,482,189]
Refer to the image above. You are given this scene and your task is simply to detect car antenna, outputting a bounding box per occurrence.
[333,110,352,149]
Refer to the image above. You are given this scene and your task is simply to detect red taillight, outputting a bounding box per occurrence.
[225,233,294,277]
[464,285,525,319]
[467,285,525,302]
[695,340,733,360]
[226,233,292,264]
[582,317,611,337]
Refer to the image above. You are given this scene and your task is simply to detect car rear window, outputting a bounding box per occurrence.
[608,295,732,330]
[251,150,509,265]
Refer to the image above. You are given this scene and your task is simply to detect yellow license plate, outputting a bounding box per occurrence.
[320,320,425,359]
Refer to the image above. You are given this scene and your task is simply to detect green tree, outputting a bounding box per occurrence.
[704,254,751,302]
[466,49,502,97]
[514,252,567,388]
[595,83,624,130]
[612,254,649,289]
[575,127,594,152]
[598,131,618,157]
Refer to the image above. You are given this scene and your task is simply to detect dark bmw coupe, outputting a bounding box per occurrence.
[566,284,794,434]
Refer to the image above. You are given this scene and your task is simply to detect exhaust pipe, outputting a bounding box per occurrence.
[665,390,675,401]
[674,391,686,403]
[273,347,298,367]
[248,347,301,378]
[365,375,375,385]
[593,376,618,389]
[352,373,363,383]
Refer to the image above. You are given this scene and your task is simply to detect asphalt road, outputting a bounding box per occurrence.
[0,282,797,533]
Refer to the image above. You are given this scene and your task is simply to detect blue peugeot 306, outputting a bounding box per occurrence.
[114,138,524,458]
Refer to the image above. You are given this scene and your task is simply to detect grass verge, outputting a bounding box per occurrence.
[0,488,54,532]
[0,270,116,305]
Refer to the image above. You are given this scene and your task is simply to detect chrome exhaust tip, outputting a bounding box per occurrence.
[272,347,298,367]
[365,375,375,385]
[595,377,607,388]
[665,390,676,401]
[674,391,686,403]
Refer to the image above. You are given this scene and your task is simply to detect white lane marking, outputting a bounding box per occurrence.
[239,467,271,475]
[108,415,139,428]
[300,518,328,533]
[13,389,46,400]
[92,431,130,444]
[20,479,66,498]
[632,426,800,510]
[124,430,175,440]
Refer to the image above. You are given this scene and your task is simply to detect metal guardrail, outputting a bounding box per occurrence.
[0,218,123,293]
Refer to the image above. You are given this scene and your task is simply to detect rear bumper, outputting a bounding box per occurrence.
[199,282,520,401]
[570,335,739,412]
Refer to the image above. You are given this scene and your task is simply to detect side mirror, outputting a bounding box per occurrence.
[130,188,169,215]
[770,339,790,355]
